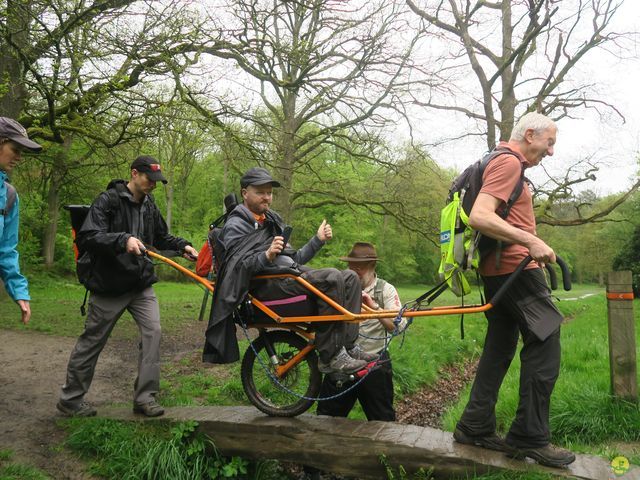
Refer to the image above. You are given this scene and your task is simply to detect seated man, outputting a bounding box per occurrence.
[203,167,376,373]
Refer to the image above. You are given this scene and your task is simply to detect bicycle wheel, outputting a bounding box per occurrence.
[241,330,321,417]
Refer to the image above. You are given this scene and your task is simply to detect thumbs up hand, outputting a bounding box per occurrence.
[317,219,333,242]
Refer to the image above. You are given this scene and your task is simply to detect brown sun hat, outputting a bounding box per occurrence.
[339,242,379,262]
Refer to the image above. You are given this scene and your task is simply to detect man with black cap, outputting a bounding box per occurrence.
[204,167,376,373]
[57,155,198,418]
[0,117,42,325]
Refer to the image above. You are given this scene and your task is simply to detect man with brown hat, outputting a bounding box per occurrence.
[0,117,42,325]
[317,242,405,420]
[203,167,376,374]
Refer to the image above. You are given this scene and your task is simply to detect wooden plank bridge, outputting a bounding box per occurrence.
[100,405,636,479]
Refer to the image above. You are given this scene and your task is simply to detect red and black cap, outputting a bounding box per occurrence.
[0,117,43,152]
[130,155,168,184]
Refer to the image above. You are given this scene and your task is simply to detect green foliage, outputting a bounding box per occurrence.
[538,190,639,285]
[63,418,251,480]
[0,447,51,479]
[380,454,435,480]
[612,209,640,295]
[0,464,51,480]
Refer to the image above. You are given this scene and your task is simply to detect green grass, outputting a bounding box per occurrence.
[0,450,51,480]
[60,418,285,480]
[0,271,205,338]
[442,294,640,466]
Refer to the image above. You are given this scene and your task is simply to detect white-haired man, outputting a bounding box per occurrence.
[453,112,575,468]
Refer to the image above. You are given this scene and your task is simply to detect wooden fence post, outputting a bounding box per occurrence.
[606,271,637,402]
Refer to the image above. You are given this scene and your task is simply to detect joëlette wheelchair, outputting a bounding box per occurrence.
[66,195,570,417]
[146,249,571,418]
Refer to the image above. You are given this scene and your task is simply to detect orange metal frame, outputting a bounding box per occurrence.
[147,250,492,378]
[147,250,494,323]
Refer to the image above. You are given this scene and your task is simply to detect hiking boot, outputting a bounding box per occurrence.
[318,347,367,374]
[508,443,576,468]
[56,399,97,417]
[453,428,513,453]
[133,399,165,417]
[347,344,379,362]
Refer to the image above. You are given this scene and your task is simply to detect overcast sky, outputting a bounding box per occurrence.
[400,1,640,196]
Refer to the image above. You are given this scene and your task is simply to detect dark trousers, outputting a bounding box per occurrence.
[252,267,360,363]
[456,268,562,448]
[317,351,395,421]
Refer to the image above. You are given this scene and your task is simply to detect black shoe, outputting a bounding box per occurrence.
[133,399,165,417]
[508,444,576,468]
[453,428,513,453]
[56,399,97,417]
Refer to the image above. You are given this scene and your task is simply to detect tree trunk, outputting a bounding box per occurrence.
[43,135,74,267]
[0,0,30,117]
[165,172,174,231]
[498,2,517,142]
[272,93,298,221]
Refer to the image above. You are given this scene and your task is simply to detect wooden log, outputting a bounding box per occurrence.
[607,271,638,402]
[101,406,629,479]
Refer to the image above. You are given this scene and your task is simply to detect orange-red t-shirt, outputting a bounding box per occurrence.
[479,142,539,276]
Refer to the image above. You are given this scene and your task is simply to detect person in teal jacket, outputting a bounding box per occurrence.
[0,117,42,324]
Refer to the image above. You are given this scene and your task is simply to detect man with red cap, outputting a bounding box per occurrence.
[57,155,198,418]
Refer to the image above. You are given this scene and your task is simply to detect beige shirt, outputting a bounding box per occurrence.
[356,276,407,355]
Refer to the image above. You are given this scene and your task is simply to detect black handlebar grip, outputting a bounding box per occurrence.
[489,255,533,307]
[555,255,572,291]
[544,263,558,290]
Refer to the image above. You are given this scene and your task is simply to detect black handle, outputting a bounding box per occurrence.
[489,254,572,307]
[555,255,572,291]
[544,263,558,290]
[488,255,533,307]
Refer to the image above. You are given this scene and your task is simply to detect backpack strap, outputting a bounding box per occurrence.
[373,277,386,308]
[1,181,17,216]
[102,187,120,214]
[478,147,527,268]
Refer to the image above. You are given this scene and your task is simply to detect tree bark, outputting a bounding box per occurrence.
[0,0,29,117]
[42,136,72,267]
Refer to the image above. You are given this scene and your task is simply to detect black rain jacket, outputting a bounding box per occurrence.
[202,204,323,364]
[76,179,191,295]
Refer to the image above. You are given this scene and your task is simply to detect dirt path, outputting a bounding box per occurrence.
[0,330,140,478]
[0,327,475,479]
[0,326,208,479]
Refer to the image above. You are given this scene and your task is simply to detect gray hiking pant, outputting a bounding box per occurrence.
[60,287,161,406]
